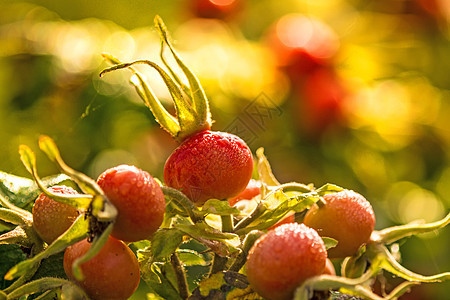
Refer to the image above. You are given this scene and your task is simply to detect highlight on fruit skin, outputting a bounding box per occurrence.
[304,189,376,258]
[246,222,327,300]
[32,185,80,244]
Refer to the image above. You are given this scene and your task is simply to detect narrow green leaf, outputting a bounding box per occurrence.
[162,187,202,223]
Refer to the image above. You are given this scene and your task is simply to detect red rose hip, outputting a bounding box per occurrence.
[304,190,375,258]
[32,185,80,244]
[97,164,165,242]
[246,223,327,300]
[164,130,253,206]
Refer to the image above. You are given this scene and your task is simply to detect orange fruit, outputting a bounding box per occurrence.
[32,185,80,244]
[246,223,327,300]
[304,190,375,258]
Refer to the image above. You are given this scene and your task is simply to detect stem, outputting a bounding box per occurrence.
[234,202,266,233]
[171,252,189,300]
[209,214,234,276]
[221,214,234,233]
[210,255,228,276]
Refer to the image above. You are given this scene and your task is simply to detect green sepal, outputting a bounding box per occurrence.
[18,144,92,211]
[322,237,338,251]
[5,214,88,281]
[38,135,117,222]
[371,212,450,245]
[154,15,212,139]
[70,222,113,281]
[367,243,450,283]
[256,148,280,190]
[5,277,88,300]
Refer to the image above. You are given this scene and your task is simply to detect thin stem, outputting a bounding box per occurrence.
[221,214,234,233]
[171,252,189,300]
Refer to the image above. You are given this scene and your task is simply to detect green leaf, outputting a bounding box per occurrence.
[151,228,184,261]
[201,199,240,216]
[143,262,181,300]
[176,249,207,266]
[0,171,70,211]
[235,191,317,235]
[0,244,26,290]
[30,252,67,281]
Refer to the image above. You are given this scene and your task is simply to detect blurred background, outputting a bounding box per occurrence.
[0,0,449,298]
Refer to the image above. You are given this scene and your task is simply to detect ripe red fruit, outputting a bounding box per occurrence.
[64,236,140,300]
[97,164,165,242]
[228,179,260,206]
[32,185,80,244]
[164,130,253,206]
[304,190,375,259]
[246,223,327,300]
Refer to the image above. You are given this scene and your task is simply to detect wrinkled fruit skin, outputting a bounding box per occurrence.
[228,179,261,206]
[97,164,165,242]
[164,130,253,206]
[32,185,79,244]
[246,223,327,300]
[304,190,375,258]
[64,236,140,300]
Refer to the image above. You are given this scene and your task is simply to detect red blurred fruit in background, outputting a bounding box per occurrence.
[265,14,340,84]
[228,179,261,206]
[189,0,243,20]
[294,68,349,138]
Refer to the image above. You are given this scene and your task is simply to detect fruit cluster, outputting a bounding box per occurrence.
[0,15,449,300]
